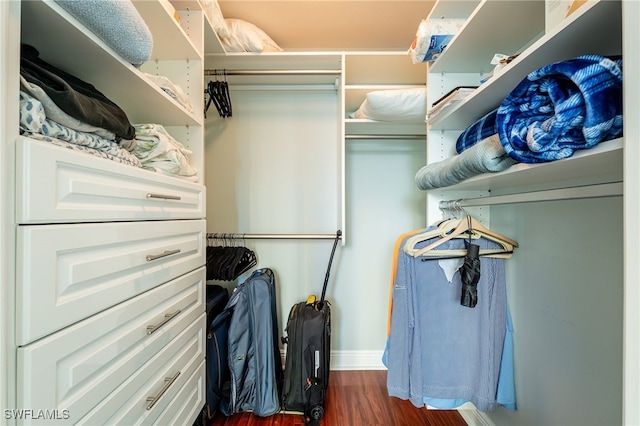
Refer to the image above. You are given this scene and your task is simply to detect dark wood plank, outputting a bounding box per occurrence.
[207,370,467,426]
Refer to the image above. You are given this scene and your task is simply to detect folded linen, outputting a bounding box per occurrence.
[415,134,516,190]
[20,76,118,142]
[20,44,136,141]
[19,91,142,167]
[496,55,623,163]
[133,123,198,180]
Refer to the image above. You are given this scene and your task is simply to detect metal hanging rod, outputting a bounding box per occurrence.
[205,69,342,76]
[345,134,425,140]
[439,182,623,210]
[207,232,341,240]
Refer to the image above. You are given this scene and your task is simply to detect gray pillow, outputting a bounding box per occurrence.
[56,0,153,66]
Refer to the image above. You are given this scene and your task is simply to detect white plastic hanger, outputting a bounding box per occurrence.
[404,215,518,259]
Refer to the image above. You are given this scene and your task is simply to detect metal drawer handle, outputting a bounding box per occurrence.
[146,371,181,410]
[146,310,181,335]
[146,192,182,201]
[146,249,181,261]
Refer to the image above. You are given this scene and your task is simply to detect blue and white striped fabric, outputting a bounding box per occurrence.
[496,55,623,163]
[455,109,498,154]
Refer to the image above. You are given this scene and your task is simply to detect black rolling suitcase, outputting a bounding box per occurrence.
[281,230,341,424]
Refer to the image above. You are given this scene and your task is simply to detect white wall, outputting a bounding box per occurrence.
[204,88,426,368]
[485,197,623,426]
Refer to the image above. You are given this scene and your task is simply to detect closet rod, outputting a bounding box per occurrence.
[206,233,341,240]
[345,134,425,140]
[439,182,623,210]
[204,69,342,76]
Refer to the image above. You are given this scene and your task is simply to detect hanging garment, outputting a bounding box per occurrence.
[385,228,515,412]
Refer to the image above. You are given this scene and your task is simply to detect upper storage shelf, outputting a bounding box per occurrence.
[133,0,201,60]
[428,0,622,131]
[20,0,201,126]
[204,52,343,86]
[343,52,426,137]
[428,0,545,75]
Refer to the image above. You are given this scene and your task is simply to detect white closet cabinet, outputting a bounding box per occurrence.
[424,1,637,425]
[1,1,208,424]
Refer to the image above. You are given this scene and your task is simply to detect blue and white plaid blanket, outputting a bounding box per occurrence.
[456,55,623,163]
[497,55,623,163]
[456,109,498,153]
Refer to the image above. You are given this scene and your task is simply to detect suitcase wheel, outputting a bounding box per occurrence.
[309,405,324,420]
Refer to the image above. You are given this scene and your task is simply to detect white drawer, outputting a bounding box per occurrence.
[153,360,205,426]
[16,268,205,424]
[17,219,206,345]
[16,137,205,224]
[78,314,205,426]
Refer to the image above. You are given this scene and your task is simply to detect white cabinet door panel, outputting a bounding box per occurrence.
[17,268,205,423]
[16,138,205,224]
[17,219,206,345]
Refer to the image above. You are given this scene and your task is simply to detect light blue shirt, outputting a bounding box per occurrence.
[384,229,516,412]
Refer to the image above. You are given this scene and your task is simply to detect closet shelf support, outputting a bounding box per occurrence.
[439,182,623,209]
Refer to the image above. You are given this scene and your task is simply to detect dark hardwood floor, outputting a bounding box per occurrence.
[207,370,468,426]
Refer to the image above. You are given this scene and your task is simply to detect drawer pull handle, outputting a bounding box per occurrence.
[146,371,181,410]
[146,310,181,335]
[146,249,181,261]
[146,192,182,201]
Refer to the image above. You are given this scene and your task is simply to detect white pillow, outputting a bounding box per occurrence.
[349,87,427,122]
[200,0,229,39]
[220,18,283,53]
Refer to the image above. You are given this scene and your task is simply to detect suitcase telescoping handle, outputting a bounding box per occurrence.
[319,230,342,306]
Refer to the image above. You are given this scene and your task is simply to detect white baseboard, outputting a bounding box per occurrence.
[329,350,386,370]
[457,407,496,426]
[280,349,386,371]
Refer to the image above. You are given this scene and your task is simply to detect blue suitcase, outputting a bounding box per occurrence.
[202,284,230,421]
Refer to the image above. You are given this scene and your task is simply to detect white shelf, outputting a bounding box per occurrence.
[435,138,623,193]
[133,0,201,60]
[345,119,426,138]
[20,0,202,126]
[428,0,622,131]
[429,0,545,75]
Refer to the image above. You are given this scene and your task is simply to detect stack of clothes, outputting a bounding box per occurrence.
[19,44,198,181]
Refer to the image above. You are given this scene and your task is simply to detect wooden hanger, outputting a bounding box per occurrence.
[404,215,518,258]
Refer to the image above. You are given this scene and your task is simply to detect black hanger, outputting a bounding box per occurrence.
[204,70,233,119]
[206,234,256,281]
